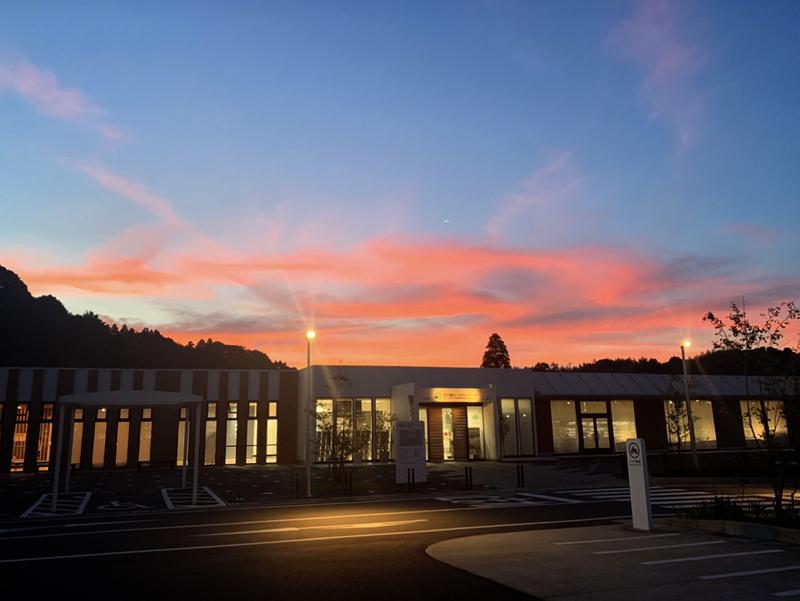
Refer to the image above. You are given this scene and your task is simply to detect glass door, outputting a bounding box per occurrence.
[578,401,613,453]
[442,408,455,460]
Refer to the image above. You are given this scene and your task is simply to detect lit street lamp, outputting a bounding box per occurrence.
[305,329,315,498]
[680,340,700,471]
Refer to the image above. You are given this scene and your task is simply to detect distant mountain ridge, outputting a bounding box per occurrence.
[0,265,289,369]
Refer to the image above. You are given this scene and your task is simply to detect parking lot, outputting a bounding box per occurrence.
[427,522,800,600]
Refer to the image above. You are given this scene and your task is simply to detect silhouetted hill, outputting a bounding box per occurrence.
[0,265,289,369]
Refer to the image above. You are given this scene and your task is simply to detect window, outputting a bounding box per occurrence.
[500,399,518,457]
[139,407,152,464]
[205,402,217,466]
[177,407,189,466]
[550,400,579,454]
[92,407,107,468]
[355,398,372,461]
[11,403,29,472]
[517,399,534,456]
[467,405,485,460]
[37,403,54,470]
[501,398,536,457]
[70,408,84,466]
[315,399,333,462]
[740,400,788,448]
[664,399,717,450]
[225,402,238,465]
[610,400,637,451]
[375,398,392,461]
[266,418,278,464]
[419,407,428,461]
[335,398,354,461]
[268,401,277,418]
[246,402,257,464]
[116,408,130,467]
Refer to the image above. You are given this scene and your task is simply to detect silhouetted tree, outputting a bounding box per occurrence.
[481,333,511,368]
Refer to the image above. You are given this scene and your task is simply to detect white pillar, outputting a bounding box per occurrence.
[50,404,66,512]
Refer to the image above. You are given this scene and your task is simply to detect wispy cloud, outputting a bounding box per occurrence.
[609,0,706,148]
[485,153,581,240]
[0,55,130,142]
[0,56,99,119]
[78,164,185,227]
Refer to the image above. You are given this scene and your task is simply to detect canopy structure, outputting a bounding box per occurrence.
[51,390,204,512]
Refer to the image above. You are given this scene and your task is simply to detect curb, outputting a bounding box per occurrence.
[657,517,800,545]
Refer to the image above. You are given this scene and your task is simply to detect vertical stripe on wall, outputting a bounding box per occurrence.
[0,369,8,402]
[227,371,240,401]
[142,370,156,392]
[97,370,112,392]
[180,371,193,395]
[120,370,134,391]
[248,371,260,401]
[42,369,58,403]
[74,369,89,394]
[16,369,34,404]
[268,371,279,401]
[207,371,220,401]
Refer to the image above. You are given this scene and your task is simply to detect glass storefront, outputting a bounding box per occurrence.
[315,397,393,462]
[500,398,535,457]
[664,399,717,450]
[442,407,454,460]
[740,400,788,447]
[551,400,579,454]
[467,406,485,459]
[610,400,637,451]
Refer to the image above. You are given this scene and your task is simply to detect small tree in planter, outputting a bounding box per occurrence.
[375,410,396,462]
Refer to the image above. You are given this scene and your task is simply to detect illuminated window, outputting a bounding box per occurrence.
[176,407,189,467]
[335,398,354,461]
[740,400,788,448]
[205,402,217,465]
[36,403,55,471]
[375,398,392,461]
[11,403,29,472]
[246,402,257,464]
[70,408,84,466]
[138,407,152,464]
[266,418,278,464]
[550,400,579,454]
[664,399,716,450]
[116,407,130,467]
[315,399,333,462]
[500,398,535,457]
[268,401,278,418]
[610,400,637,451]
[468,405,485,459]
[355,398,372,461]
[225,402,238,465]
[92,407,107,468]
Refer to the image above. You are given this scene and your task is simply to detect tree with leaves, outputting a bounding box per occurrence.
[703,299,800,514]
[481,333,511,368]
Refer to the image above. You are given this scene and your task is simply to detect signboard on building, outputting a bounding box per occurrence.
[422,387,486,404]
[626,438,652,531]
[395,421,427,484]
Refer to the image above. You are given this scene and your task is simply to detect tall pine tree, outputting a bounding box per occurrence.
[481,333,511,368]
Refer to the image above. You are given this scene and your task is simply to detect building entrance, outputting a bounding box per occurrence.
[422,405,484,461]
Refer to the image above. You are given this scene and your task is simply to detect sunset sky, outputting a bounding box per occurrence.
[2,1,799,368]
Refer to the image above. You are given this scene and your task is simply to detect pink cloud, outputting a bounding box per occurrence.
[0,56,99,119]
[610,0,706,148]
[5,229,796,368]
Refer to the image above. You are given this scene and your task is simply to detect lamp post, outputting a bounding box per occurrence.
[680,341,700,471]
[305,329,316,498]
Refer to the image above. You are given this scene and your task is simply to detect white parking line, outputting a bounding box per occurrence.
[701,565,800,580]
[594,540,727,555]
[773,589,800,597]
[641,549,783,565]
[556,533,679,546]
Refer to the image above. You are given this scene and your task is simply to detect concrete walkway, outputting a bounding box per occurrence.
[426,523,800,600]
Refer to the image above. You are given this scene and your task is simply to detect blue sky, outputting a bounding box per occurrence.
[1,1,798,366]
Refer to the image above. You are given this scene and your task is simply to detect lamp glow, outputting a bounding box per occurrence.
[681,340,691,348]
[306,330,316,340]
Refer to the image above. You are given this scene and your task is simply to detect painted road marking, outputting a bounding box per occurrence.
[773,589,800,597]
[641,549,783,565]
[593,540,727,555]
[0,503,607,540]
[701,565,800,580]
[20,492,91,518]
[555,533,679,545]
[194,519,429,537]
[0,515,632,563]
